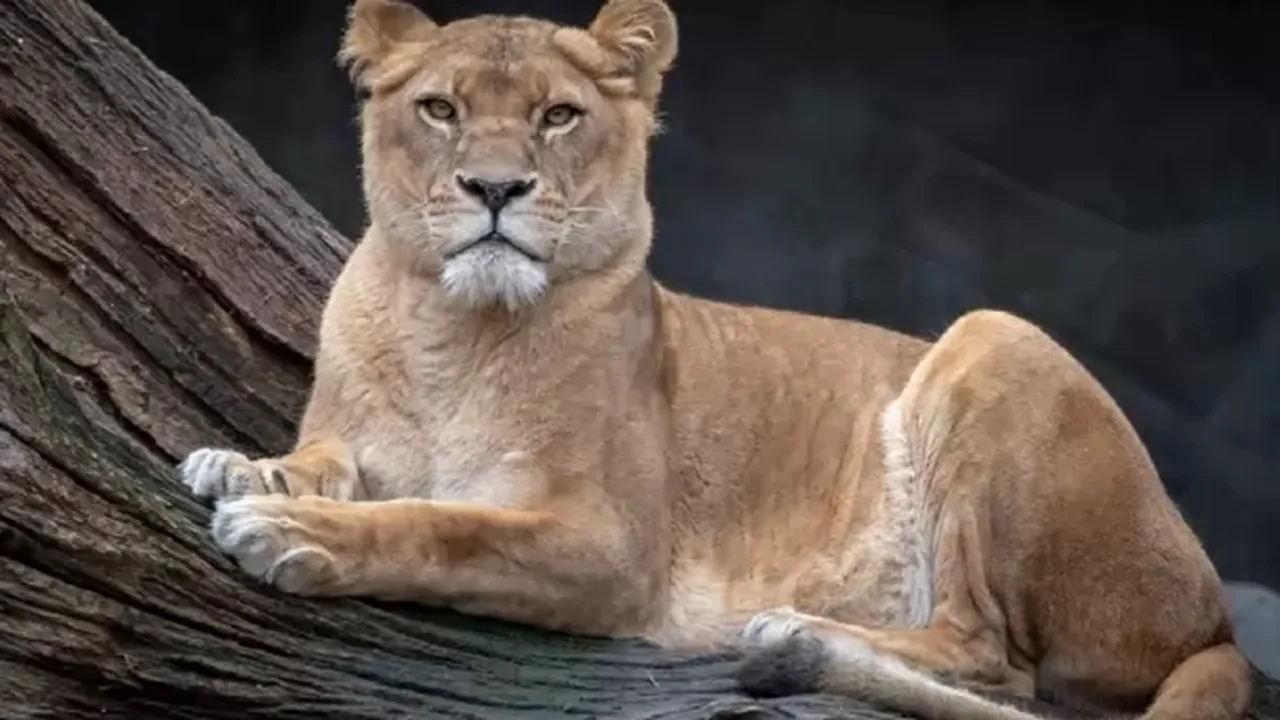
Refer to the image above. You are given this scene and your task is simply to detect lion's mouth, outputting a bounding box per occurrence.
[444,232,546,263]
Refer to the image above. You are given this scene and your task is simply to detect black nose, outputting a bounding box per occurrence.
[456,174,536,212]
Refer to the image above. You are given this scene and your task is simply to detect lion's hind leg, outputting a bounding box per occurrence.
[735,482,1037,718]
[738,309,1065,720]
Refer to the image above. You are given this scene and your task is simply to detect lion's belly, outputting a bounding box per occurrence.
[652,534,935,650]
[800,397,938,630]
[652,397,938,649]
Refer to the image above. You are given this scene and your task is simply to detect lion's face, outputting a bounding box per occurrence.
[340,0,677,311]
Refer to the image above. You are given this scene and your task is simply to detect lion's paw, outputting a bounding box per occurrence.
[210,496,340,595]
[742,606,822,647]
[180,447,296,501]
[181,448,261,500]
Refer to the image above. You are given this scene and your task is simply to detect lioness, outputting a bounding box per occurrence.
[179,1,1252,718]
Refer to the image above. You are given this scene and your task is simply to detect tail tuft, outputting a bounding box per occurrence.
[736,634,829,698]
[738,632,1044,720]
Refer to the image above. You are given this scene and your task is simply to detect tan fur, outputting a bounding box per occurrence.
[180,2,1253,718]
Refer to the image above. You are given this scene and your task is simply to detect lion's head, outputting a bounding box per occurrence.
[338,0,677,311]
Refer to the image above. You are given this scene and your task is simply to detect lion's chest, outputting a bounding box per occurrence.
[347,386,546,507]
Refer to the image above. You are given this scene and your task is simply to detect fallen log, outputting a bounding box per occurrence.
[0,0,1275,718]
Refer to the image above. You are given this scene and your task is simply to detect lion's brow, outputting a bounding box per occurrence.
[476,18,544,65]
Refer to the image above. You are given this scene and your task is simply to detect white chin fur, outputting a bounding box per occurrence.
[440,244,548,311]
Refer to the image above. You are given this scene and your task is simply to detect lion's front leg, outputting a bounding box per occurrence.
[209,494,643,635]
[209,495,358,595]
[180,437,361,502]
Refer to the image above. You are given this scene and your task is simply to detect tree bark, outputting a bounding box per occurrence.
[0,1,1275,719]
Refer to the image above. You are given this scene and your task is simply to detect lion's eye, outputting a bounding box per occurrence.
[419,97,457,122]
[542,104,582,129]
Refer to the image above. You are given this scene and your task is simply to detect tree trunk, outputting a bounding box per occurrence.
[0,1,1275,718]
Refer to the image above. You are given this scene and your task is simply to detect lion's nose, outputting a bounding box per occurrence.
[456,173,537,212]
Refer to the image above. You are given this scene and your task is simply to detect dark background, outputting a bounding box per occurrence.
[88,1,1279,592]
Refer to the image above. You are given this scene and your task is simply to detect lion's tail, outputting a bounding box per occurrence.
[736,634,1045,720]
[1140,642,1252,720]
[737,634,1254,720]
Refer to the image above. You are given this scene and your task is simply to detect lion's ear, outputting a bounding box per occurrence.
[338,0,437,89]
[588,0,678,77]
[555,0,677,102]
